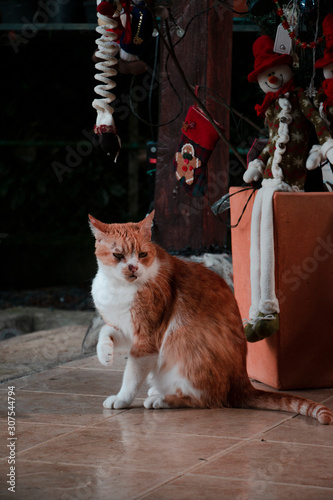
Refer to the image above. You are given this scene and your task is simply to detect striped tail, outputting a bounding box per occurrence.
[245,389,333,425]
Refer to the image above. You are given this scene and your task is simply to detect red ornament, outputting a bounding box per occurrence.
[274,0,324,50]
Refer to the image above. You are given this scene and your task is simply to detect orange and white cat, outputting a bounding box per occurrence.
[89,211,333,424]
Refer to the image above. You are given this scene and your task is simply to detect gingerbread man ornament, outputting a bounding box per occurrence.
[175,143,202,185]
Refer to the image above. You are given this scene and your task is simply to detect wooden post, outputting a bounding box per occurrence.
[153,1,233,253]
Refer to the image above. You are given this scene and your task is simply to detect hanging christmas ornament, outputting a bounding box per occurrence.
[92,0,121,161]
[173,102,223,197]
[167,10,185,38]
[119,1,154,63]
[176,26,185,38]
[273,0,324,49]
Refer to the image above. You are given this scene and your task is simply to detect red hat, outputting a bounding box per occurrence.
[248,35,293,83]
[315,13,333,68]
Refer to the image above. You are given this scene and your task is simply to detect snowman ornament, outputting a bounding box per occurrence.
[314,13,333,128]
[243,35,333,343]
[309,13,333,183]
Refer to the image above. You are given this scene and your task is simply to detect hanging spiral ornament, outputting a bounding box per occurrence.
[93,1,121,160]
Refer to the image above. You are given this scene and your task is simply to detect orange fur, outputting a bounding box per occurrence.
[89,212,333,424]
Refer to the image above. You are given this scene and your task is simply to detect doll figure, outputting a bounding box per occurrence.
[243,35,333,342]
[308,13,333,178]
[93,1,153,158]
[314,13,333,127]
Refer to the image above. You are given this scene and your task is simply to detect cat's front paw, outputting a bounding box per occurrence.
[103,395,131,409]
[147,387,163,397]
[97,339,114,366]
[144,395,169,409]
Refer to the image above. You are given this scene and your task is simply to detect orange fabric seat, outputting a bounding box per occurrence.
[230,187,333,390]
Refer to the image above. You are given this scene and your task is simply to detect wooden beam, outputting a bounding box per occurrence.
[153,0,233,253]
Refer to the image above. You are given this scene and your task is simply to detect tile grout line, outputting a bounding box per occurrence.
[6,388,112,397]
[253,438,333,449]
[135,415,297,500]
[15,388,115,397]
[14,425,101,457]
[136,473,333,500]
[11,413,289,465]
[6,457,333,495]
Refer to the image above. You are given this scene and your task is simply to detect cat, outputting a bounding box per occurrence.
[89,211,333,425]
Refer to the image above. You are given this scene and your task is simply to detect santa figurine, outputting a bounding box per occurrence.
[243,35,333,343]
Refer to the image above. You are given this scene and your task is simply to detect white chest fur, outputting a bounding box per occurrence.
[91,266,137,341]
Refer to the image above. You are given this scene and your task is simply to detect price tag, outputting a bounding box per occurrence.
[274,23,292,55]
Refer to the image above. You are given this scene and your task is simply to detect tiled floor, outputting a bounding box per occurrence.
[1,351,333,500]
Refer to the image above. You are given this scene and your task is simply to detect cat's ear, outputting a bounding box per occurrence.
[88,215,110,238]
[139,210,155,240]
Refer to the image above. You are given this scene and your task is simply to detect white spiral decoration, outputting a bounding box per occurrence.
[270,94,292,180]
[92,9,120,128]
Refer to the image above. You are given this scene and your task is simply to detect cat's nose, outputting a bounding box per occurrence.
[128,264,138,273]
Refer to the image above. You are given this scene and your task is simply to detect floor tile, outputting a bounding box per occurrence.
[0,421,79,458]
[192,440,333,488]
[19,412,237,475]
[0,390,122,427]
[256,407,333,447]
[251,380,333,404]
[107,407,292,440]
[16,366,149,400]
[142,473,333,500]
[0,459,172,500]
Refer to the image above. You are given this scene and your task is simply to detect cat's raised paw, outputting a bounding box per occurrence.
[97,340,114,366]
[144,395,169,409]
[103,395,131,409]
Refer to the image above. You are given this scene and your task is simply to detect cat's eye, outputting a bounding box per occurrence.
[139,252,148,259]
[113,253,124,261]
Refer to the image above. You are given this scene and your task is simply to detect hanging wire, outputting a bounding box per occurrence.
[211,185,258,227]
[198,86,267,134]
[130,1,237,129]
[148,30,160,140]
[305,0,320,97]
[128,64,183,127]
[129,1,252,146]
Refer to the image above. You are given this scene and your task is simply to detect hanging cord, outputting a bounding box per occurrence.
[148,31,159,140]
[129,69,183,127]
[305,0,320,98]
[130,3,248,134]
[211,185,259,228]
[128,5,183,128]
[198,85,267,135]
[129,2,222,129]
[153,14,247,169]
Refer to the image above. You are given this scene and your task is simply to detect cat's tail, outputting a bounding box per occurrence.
[244,389,333,425]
